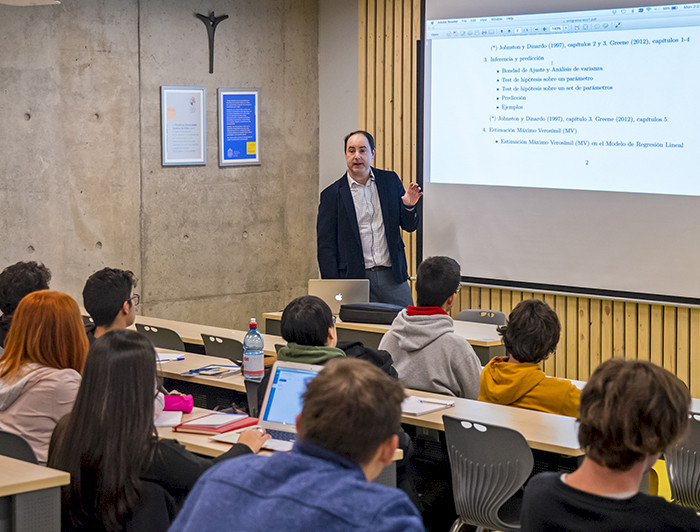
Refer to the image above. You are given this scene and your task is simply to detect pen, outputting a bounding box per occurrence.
[418,399,452,406]
[175,357,185,361]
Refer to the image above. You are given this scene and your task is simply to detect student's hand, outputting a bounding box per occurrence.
[237,427,271,453]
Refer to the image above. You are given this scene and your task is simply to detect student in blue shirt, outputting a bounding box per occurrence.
[171,358,424,532]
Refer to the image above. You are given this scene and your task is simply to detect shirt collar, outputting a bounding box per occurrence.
[293,439,364,475]
[346,168,375,188]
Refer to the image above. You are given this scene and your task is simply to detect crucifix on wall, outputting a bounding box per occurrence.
[196,11,229,74]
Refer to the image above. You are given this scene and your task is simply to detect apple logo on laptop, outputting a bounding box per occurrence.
[335,293,343,302]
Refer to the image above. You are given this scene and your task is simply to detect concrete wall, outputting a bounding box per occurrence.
[0,0,319,330]
[318,0,358,192]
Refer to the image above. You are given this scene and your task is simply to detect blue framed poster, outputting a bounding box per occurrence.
[218,89,260,166]
[161,86,206,166]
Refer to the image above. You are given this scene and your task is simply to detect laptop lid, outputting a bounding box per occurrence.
[308,278,370,315]
[258,361,323,434]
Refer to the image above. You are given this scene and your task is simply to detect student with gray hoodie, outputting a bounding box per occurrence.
[379,256,481,398]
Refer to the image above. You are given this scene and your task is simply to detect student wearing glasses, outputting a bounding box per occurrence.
[82,267,140,345]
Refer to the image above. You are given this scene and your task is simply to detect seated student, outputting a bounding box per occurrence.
[48,329,269,532]
[479,299,580,416]
[379,256,481,398]
[82,267,138,345]
[0,260,51,347]
[0,290,88,464]
[170,358,423,531]
[521,359,700,531]
[276,295,346,364]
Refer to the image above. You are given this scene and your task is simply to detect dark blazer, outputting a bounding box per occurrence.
[317,168,420,284]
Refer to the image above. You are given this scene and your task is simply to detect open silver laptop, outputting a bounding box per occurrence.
[257,360,323,451]
[308,279,370,315]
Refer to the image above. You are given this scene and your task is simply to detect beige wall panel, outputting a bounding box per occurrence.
[650,304,664,367]
[637,303,651,362]
[663,306,677,373]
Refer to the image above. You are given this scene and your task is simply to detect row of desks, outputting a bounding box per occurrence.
[157,350,582,456]
[263,311,505,362]
[127,310,504,364]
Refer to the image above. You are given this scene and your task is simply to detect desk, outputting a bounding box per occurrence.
[263,311,504,363]
[156,409,402,486]
[0,456,69,532]
[158,351,247,393]
[159,354,581,456]
[131,314,283,355]
[402,389,582,456]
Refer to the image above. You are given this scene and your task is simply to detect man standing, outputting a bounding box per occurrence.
[169,358,424,531]
[317,131,422,307]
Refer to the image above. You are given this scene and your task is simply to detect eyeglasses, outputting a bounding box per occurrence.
[332,315,337,325]
[454,284,462,295]
[128,293,141,306]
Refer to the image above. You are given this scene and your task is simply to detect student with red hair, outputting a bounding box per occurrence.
[0,290,88,464]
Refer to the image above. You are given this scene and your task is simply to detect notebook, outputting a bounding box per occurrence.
[308,279,370,315]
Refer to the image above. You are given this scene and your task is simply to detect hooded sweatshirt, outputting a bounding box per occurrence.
[378,309,481,398]
[0,364,81,464]
[479,356,580,417]
[276,343,345,365]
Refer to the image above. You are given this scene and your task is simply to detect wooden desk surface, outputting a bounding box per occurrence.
[157,351,247,392]
[160,353,580,455]
[156,408,403,461]
[0,456,70,497]
[403,388,582,456]
[263,311,502,348]
[132,313,284,350]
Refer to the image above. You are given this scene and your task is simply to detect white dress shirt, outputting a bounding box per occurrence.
[347,171,392,269]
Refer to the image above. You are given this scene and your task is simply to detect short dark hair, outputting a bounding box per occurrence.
[299,358,405,465]
[281,295,333,346]
[416,256,460,307]
[82,268,137,327]
[344,130,375,152]
[498,299,560,363]
[579,359,690,471]
[0,261,51,315]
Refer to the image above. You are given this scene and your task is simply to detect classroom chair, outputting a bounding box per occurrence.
[201,334,244,364]
[0,429,37,463]
[665,414,700,511]
[135,323,186,351]
[455,309,507,326]
[443,415,533,532]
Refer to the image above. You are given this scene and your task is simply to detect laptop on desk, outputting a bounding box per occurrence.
[256,361,323,451]
[308,279,370,315]
[212,361,322,451]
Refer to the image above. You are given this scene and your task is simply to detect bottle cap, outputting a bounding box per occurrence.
[249,317,257,328]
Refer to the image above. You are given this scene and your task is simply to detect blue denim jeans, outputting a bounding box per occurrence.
[364,268,413,307]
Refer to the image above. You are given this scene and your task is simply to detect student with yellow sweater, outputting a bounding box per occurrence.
[479,299,580,417]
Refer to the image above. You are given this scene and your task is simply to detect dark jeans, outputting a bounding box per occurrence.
[365,268,413,307]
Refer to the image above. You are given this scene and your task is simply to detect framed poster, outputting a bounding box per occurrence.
[161,86,206,166]
[218,89,260,166]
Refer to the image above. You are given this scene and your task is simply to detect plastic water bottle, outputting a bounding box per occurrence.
[243,318,264,382]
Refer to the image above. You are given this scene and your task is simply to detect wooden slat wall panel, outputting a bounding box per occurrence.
[357,2,698,390]
[450,284,699,389]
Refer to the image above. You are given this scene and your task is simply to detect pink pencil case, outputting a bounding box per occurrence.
[164,394,194,413]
